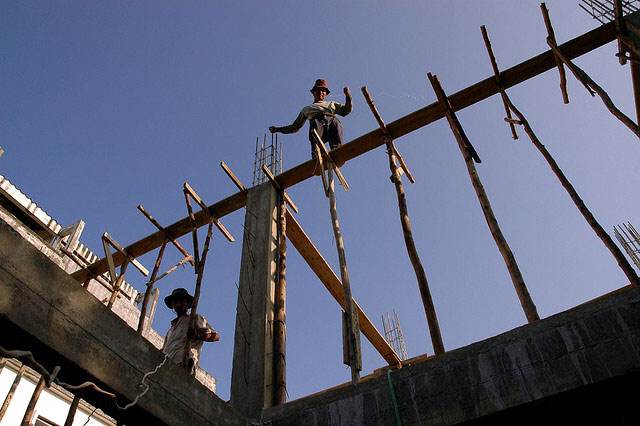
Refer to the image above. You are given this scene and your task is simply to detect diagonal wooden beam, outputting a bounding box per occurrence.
[285,209,401,367]
[71,19,618,283]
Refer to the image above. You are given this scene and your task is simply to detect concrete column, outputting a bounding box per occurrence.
[230,183,279,419]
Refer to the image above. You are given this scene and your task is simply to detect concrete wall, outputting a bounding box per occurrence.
[262,286,640,425]
[0,218,246,425]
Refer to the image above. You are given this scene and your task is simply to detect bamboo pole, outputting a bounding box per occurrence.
[21,375,46,426]
[63,395,81,426]
[540,3,570,104]
[327,164,362,383]
[509,100,640,287]
[428,73,540,323]
[0,364,26,421]
[273,194,287,405]
[481,25,640,288]
[137,239,168,333]
[361,86,445,355]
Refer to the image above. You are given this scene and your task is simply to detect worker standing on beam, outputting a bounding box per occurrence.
[162,287,219,374]
[269,79,352,161]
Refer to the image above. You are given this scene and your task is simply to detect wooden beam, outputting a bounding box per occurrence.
[71,20,618,283]
[285,209,401,367]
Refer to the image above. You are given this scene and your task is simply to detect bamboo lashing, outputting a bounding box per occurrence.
[481,25,640,288]
[614,0,628,65]
[100,233,148,309]
[261,165,299,213]
[543,24,640,138]
[314,142,330,197]
[428,78,482,164]
[360,87,415,183]
[184,182,234,243]
[428,72,540,323]
[102,232,149,276]
[137,205,195,266]
[480,26,519,140]
[311,129,349,191]
[361,86,444,355]
[137,205,195,333]
[540,3,570,104]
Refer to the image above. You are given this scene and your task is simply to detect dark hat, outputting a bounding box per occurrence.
[310,79,330,94]
[164,287,194,309]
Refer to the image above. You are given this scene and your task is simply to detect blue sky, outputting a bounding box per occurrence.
[2,1,639,403]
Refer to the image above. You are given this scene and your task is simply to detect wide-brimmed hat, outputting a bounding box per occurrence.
[310,79,330,94]
[164,287,194,309]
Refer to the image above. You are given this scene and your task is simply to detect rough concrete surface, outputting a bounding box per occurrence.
[262,286,640,425]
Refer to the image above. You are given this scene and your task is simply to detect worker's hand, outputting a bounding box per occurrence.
[269,126,277,134]
[343,86,351,97]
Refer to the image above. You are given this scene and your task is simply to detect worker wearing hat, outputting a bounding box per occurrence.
[269,79,352,160]
[162,288,219,374]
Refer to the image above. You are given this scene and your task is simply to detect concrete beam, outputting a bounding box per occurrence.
[0,219,247,425]
[71,19,618,283]
[262,286,640,425]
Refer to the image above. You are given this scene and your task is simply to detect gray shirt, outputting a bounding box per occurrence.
[277,96,353,134]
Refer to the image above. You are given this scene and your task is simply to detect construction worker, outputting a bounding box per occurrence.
[269,79,352,160]
[162,287,219,374]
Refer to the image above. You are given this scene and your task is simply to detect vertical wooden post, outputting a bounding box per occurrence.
[632,60,640,128]
[182,219,214,373]
[428,73,540,323]
[137,239,168,333]
[480,25,640,289]
[21,375,46,426]
[327,165,362,383]
[540,3,570,104]
[361,86,445,355]
[63,395,81,426]
[0,364,26,421]
[273,194,287,405]
[107,256,131,309]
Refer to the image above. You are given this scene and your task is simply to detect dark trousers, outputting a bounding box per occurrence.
[309,115,344,156]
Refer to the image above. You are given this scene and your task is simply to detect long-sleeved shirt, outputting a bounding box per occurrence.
[277,96,352,134]
[162,313,215,365]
